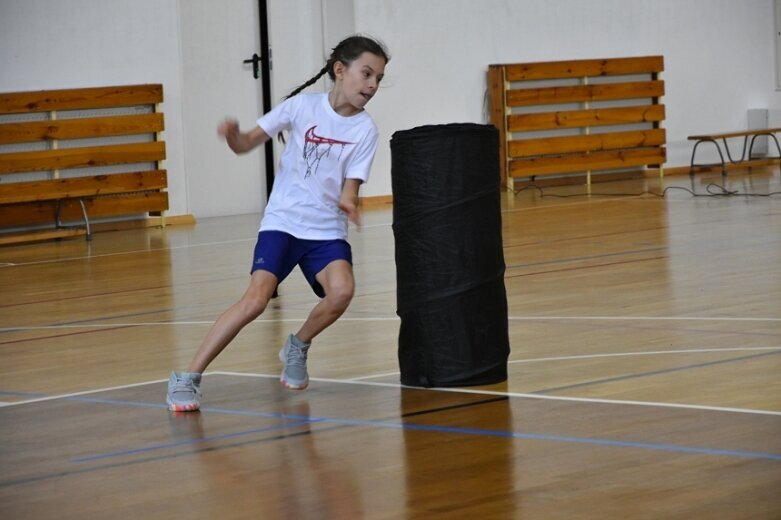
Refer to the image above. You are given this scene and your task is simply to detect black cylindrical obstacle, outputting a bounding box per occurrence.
[390,123,510,387]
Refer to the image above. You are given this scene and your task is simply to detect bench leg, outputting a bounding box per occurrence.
[748,134,761,160]
[748,132,781,163]
[771,134,781,160]
[722,136,749,164]
[689,138,727,179]
[55,198,92,241]
[770,134,781,159]
[759,133,781,159]
[77,199,92,241]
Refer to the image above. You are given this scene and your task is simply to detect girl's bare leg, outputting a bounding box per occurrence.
[295,260,354,343]
[187,269,279,373]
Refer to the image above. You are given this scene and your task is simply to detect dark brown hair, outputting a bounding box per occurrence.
[284,34,390,100]
[277,35,389,142]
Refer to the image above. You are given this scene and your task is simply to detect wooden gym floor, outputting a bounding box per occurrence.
[1,167,780,519]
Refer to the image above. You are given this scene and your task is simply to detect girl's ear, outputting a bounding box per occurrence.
[332,60,346,80]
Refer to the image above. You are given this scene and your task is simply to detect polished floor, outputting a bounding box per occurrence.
[1,167,780,519]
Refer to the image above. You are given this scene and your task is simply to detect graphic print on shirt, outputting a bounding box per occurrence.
[303,126,355,178]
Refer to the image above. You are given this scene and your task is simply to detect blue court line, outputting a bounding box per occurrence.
[0,390,43,397]
[535,349,781,395]
[72,418,316,463]
[70,400,506,463]
[1,422,326,489]
[56,399,781,464]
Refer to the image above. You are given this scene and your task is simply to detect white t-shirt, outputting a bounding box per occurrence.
[256,92,379,240]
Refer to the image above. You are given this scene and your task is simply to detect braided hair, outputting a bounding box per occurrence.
[284,35,390,100]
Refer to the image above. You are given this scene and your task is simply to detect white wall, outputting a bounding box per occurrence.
[1,0,779,217]
[356,0,781,196]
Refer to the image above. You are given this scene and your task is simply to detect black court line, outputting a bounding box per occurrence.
[504,246,666,270]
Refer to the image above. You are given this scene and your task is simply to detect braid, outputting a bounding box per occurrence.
[284,63,331,100]
[278,64,330,142]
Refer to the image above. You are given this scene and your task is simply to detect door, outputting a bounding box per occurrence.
[180,1,267,218]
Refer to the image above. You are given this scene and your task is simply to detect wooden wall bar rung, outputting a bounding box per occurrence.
[503,56,664,81]
[508,105,666,132]
[507,80,665,107]
[0,113,165,144]
[0,84,163,114]
[0,142,166,174]
[0,192,169,227]
[0,170,167,204]
[509,129,666,158]
[509,148,667,177]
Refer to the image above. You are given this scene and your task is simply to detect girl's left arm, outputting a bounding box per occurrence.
[338,178,363,229]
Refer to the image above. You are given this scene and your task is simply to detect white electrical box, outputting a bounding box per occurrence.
[748,108,769,155]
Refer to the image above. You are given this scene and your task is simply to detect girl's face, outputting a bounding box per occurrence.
[333,52,386,113]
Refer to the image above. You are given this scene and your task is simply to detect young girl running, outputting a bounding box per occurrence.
[167,35,389,412]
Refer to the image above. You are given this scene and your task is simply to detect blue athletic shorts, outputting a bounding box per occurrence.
[251,230,352,298]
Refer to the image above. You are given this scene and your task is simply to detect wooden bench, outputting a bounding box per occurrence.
[488,56,666,188]
[687,128,781,176]
[0,84,168,245]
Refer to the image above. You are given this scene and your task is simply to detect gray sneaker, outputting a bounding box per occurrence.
[166,371,202,411]
[279,334,310,390]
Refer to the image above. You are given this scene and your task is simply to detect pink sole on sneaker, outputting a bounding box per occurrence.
[168,402,200,412]
[280,378,308,390]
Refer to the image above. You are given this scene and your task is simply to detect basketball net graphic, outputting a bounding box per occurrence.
[303,126,354,178]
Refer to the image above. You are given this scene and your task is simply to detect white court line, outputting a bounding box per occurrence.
[3,314,781,332]
[3,370,780,417]
[0,223,393,268]
[508,315,781,322]
[0,316,399,332]
[211,371,781,417]
[0,237,256,267]
[351,370,403,380]
[504,347,781,364]
[0,378,170,407]
[351,347,781,380]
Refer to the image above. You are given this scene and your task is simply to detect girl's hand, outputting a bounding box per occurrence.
[339,179,363,230]
[217,119,243,153]
[217,119,240,139]
[338,200,362,230]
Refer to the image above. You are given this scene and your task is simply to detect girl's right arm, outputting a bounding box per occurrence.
[217,119,271,154]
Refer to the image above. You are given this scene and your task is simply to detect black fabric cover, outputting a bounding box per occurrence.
[390,123,510,387]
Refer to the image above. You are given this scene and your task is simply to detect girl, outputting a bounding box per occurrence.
[167,35,389,412]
